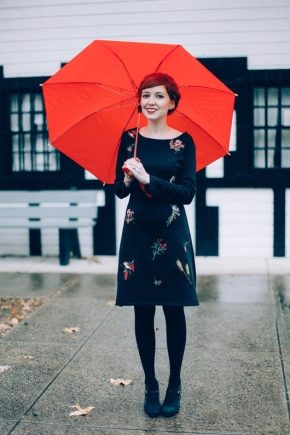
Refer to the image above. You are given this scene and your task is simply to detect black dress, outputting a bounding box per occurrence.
[114,129,199,307]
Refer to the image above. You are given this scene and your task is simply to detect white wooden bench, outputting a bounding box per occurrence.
[0,190,105,265]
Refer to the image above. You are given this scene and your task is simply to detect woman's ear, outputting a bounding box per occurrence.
[170,101,175,110]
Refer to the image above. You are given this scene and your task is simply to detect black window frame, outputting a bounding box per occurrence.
[0,74,103,190]
[249,69,290,180]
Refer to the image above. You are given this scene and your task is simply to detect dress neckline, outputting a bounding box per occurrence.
[138,131,186,141]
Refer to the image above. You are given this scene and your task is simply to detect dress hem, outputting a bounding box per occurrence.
[115,301,200,307]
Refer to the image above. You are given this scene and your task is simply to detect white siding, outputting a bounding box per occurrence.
[0,228,29,256]
[286,189,290,257]
[206,189,274,257]
[41,228,94,257]
[0,0,290,77]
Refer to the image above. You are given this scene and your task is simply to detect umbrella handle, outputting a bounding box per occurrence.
[133,111,141,159]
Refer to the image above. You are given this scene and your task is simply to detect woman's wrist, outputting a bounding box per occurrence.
[124,176,133,187]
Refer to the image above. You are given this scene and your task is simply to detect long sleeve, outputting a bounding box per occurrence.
[113,134,135,199]
[143,134,196,205]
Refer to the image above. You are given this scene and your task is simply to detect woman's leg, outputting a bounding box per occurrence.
[162,305,186,390]
[134,304,158,389]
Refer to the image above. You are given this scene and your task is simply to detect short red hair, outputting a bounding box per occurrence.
[138,72,180,114]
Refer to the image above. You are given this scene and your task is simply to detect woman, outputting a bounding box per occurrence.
[114,72,199,418]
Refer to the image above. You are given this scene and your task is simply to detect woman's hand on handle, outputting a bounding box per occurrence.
[123,158,150,185]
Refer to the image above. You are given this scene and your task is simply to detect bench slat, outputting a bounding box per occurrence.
[0,207,98,218]
[0,190,105,205]
[0,218,95,228]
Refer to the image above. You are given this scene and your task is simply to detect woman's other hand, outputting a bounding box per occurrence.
[124,158,150,185]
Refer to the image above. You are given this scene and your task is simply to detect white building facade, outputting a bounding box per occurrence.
[0,0,289,258]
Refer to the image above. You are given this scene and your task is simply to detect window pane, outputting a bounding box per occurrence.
[36,154,44,171]
[10,95,18,112]
[22,113,30,131]
[24,153,32,171]
[282,87,290,106]
[254,149,265,168]
[21,94,31,112]
[33,113,44,130]
[281,150,290,168]
[229,110,237,151]
[10,114,19,132]
[282,130,290,148]
[267,129,276,148]
[267,149,275,168]
[268,87,278,106]
[35,134,44,152]
[34,94,43,111]
[254,88,265,106]
[282,108,290,126]
[267,108,278,126]
[254,129,265,148]
[24,134,31,152]
[254,108,265,126]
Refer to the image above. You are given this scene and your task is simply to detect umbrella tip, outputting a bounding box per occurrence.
[39,83,43,86]
[234,93,238,97]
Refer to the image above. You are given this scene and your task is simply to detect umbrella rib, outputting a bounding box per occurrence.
[102,105,137,185]
[154,44,180,72]
[44,81,133,97]
[180,85,234,95]
[51,96,137,143]
[176,109,230,154]
[99,41,139,93]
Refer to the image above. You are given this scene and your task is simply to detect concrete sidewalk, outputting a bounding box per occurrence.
[0,266,290,433]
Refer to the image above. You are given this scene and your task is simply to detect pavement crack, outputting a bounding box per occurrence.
[7,305,115,434]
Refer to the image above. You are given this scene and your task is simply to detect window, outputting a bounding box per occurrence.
[9,92,60,172]
[253,86,290,169]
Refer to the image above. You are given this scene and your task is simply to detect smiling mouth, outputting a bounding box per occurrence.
[146,108,157,113]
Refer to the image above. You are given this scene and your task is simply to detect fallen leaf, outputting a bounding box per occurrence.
[0,365,12,373]
[23,355,34,360]
[69,403,95,416]
[9,318,19,326]
[110,378,133,386]
[63,327,80,333]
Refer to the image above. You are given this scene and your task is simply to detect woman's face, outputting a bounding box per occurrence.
[140,85,175,120]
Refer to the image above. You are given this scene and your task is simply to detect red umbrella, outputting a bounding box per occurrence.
[42,39,236,184]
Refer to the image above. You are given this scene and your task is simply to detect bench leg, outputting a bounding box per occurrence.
[71,229,81,259]
[58,229,82,265]
[59,229,71,265]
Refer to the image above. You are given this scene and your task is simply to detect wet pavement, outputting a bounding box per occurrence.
[0,263,290,434]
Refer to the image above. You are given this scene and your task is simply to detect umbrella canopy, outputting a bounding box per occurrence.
[42,39,236,184]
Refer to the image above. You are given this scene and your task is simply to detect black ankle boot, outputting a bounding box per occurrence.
[162,385,181,417]
[144,386,162,418]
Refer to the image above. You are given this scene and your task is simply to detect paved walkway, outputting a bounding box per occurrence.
[0,258,290,434]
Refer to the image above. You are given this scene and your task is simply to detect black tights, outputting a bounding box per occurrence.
[134,305,186,390]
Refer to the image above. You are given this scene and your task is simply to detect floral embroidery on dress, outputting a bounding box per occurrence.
[183,241,191,252]
[127,129,137,139]
[176,259,192,284]
[151,238,168,260]
[166,205,180,227]
[127,129,137,152]
[127,143,135,153]
[169,139,185,153]
[121,260,135,281]
[125,208,135,224]
[153,277,163,286]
